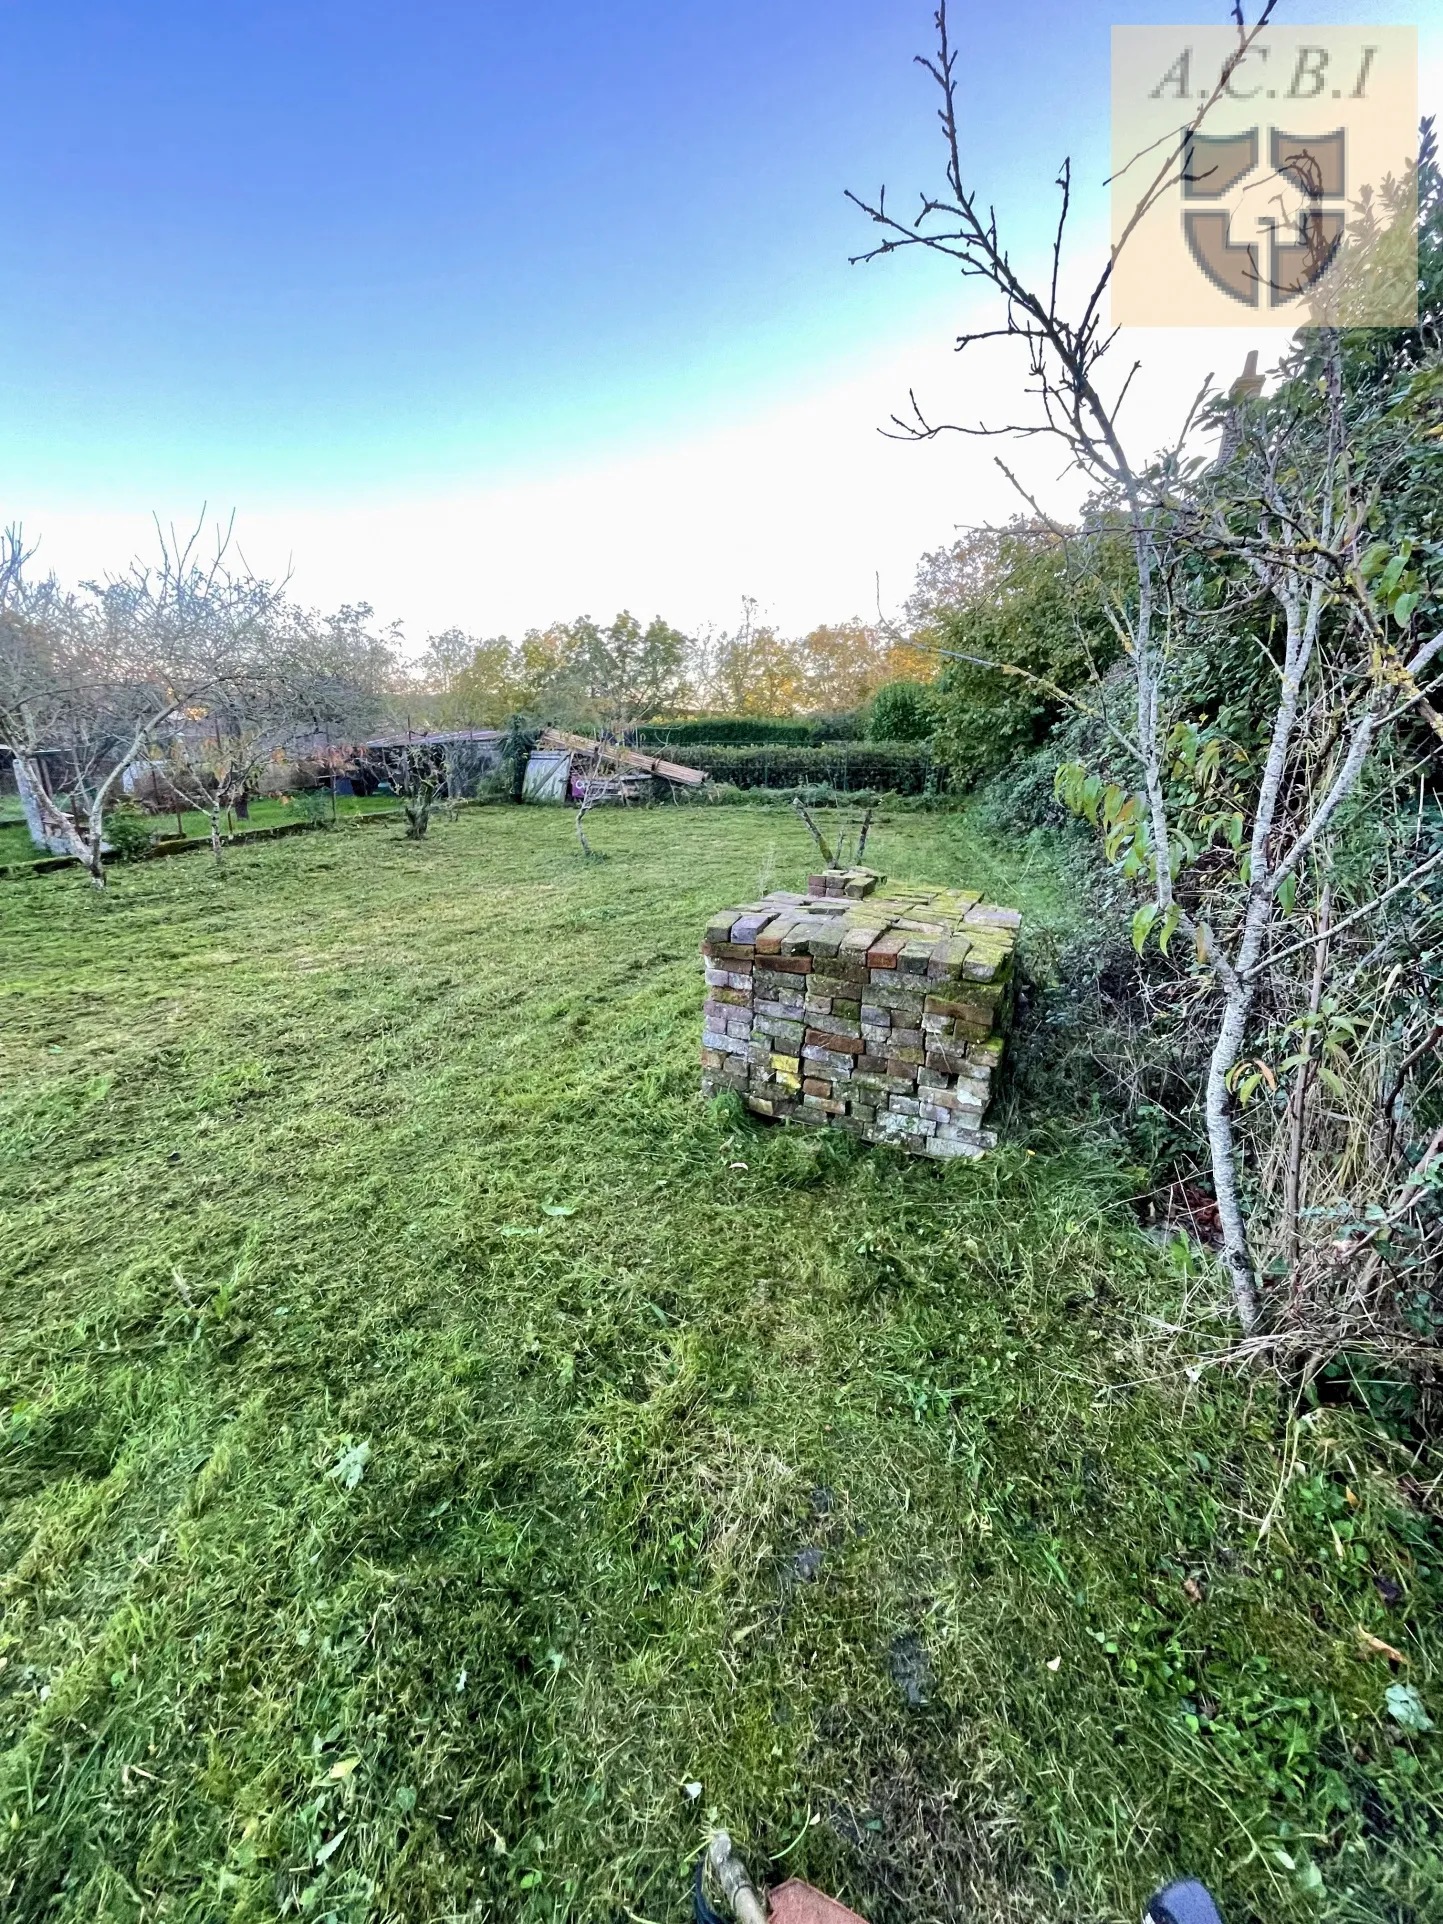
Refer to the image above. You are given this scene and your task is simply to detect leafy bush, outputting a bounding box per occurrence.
[103,805,157,862]
[681,742,937,793]
[634,713,866,749]
[929,522,1129,787]
[295,790,333,827]
[867,680,936,742]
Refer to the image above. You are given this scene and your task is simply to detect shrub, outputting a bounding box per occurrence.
[295,790,333,827]
[103,805,157,862]
[634,713,866,749]
[681,742,937,793]
[928,522,1129,787]
[867,680,936,742]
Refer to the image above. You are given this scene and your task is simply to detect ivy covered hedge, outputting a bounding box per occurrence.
[634,713,864,748]
[682,742,939,792]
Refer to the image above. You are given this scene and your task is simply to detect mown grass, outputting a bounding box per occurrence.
[1,804,1439,1924]
[0,793,396,868]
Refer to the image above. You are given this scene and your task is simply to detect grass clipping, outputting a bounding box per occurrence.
[0,804,1440,1923]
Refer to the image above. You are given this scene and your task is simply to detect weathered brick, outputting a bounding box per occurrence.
[802,1044,856,1074]
[839,925,884,959]
[754,918,797,955]
[780,915,831,956]
[702,1028,750,1057]
[702,879,1015,1159]
[921,1132,987,1160]
[807,923,846,959]
[864,979,926,1017]
[866,931,909,970]
[805,1027,862,1055]
[810,964,867,991]
[728,910,773,945]
[756,1015,805,1047]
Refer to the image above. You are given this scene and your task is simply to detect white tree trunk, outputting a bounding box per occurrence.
[1204,981,1262,1330]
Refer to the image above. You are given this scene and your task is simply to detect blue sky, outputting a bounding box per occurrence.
[3,1,1435,635]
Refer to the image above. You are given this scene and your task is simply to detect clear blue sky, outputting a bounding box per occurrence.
[2,2,1431,634]
[0,0,1206,501]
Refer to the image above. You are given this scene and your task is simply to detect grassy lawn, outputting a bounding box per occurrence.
[0,793,397,868]
[1,804,1439,1923]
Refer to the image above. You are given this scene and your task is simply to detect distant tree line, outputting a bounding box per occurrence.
[411,598,942,731]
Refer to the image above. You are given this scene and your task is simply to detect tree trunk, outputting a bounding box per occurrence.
[1205,981,1262,1331]
[79,815,107,889]
[1283,887,1332,1270]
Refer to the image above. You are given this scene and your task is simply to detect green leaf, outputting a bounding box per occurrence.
[541,1203,577,1217]
[1277,872,1297,916]
[328,1440,371,1491]
[1226,812,1244,851]
[1393,590,1419,626]
[1158,906,1182,955]
[1131,903,1159,954]
[1386,1682,1434,1733]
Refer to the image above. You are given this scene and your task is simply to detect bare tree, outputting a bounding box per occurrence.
[0,517,292,885]
[850,3,1440,1333]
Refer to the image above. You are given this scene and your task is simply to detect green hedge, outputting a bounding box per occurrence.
[635,713,865,748]
[682,742,939,793]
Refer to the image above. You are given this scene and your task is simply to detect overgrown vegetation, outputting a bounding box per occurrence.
[2,809,1440,1923]
[850,7,1442,1368]
[634,715,867,749]
[676,741,938,794]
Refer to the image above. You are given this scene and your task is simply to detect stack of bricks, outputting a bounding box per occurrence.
[700,867,1020,1159]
